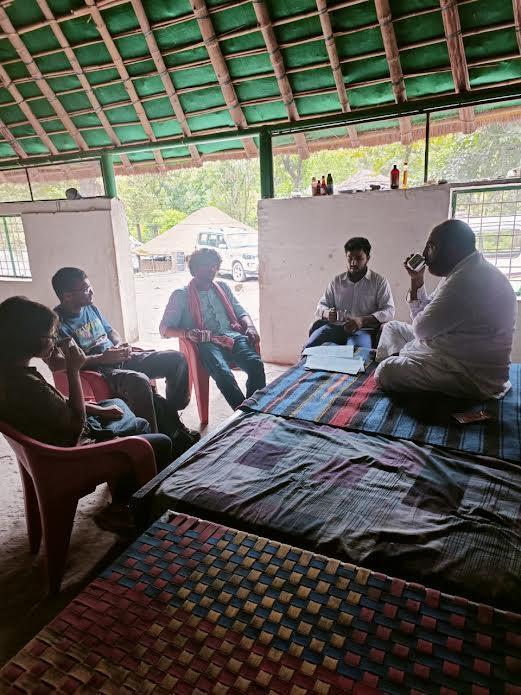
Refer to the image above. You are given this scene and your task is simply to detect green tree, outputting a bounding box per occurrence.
[152,208,186,234]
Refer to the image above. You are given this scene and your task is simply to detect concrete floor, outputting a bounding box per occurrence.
[0,270,287,665]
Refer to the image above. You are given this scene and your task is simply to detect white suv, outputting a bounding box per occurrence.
[195,228,258,282]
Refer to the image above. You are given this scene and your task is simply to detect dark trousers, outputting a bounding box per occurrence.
[100,350,190,431]
[197,336,266,410]
[304,321,373,350]
[139,433,172,472]
[112,432,172,503]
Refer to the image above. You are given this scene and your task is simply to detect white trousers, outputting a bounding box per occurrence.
[374,321,481,398]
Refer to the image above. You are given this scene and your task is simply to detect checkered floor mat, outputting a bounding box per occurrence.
[1,512,520,693]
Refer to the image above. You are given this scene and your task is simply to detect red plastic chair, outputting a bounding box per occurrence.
[0,421,157,593]
[53,369,112,402]
[179,336,260,426]
[53,370,157,403]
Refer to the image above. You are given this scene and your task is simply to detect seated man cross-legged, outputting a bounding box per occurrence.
[49,267,198,454]
[160,248,266,410]
[375,219,517,399]
[304,236,395,350]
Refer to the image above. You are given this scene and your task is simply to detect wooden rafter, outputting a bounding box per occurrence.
[251,0,309,159]
[440,0,476,133]
[316,0,359,147]
[34,0,134,172]
[188,0,258,158]
[0,7,89,154]
[512,0,521,54]
[373,0,413,145]
[0,63,58,156]
[129,0,202,167]
[0,116,26,159]
[84,0,165,170]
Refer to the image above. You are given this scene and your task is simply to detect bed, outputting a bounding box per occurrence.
[132,357,521,610]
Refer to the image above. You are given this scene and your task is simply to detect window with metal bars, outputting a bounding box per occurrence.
[0,216,31,278]
[451,186,521,293]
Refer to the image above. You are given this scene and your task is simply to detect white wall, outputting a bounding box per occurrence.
[259,184,521,364]
[0,198,138,341]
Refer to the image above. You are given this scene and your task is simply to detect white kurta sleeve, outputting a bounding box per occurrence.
[411,282,469,341]
[408,284,431,320]
[372,277,395,324]
[316,281,335,320]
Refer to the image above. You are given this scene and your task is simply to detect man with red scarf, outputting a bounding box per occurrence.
[160,248,266,410]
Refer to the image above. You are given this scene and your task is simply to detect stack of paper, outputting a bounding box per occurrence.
[302,344,365,375]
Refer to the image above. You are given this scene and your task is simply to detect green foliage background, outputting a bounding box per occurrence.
[0,121,519,243]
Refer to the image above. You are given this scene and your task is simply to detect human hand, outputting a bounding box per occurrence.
[96,405,124,422]
[244,327,259,346]
[186,329,208,343]
[343,317,362,335]
[100,346,131,364]
[61,339,86,371]
[404,254,426,287]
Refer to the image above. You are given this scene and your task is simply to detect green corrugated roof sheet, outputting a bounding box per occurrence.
[0,0,518,170]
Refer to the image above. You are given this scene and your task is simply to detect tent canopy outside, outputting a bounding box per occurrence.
[138,206,257,256]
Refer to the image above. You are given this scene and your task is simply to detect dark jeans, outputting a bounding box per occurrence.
[112,432,172,503]
[100,349,190,431]
[139,433,172,472]
[197,336,266,410]
[304,321,373,350]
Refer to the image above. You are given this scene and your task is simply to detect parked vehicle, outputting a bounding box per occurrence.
[195,228,258,282]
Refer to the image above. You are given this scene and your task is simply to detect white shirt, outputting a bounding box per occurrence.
[407,252,517,398]
[316,268,395,324]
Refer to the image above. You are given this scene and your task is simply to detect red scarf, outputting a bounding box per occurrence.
[187,279,244,350]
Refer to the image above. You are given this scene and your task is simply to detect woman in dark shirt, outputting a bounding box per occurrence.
[0,296,172,481]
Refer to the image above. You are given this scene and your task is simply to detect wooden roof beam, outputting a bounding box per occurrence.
[0,117,26,159]
[374,0,413,145]
[0,64,58,156]
[188,0,258,158]
[0,7,89,154]
[129,0,202,167]
[34,0,133,172]
[513,0,521,54]
[251,0,309,159]
[316,0,359,147]
[440,0,475,133]
[84,0,165,170]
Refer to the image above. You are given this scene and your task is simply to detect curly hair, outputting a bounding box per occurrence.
[188,247,222,276]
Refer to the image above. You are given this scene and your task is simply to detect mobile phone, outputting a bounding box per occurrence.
[406,253,426,272]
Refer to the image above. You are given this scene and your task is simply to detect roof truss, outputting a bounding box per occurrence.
[0,0,516,169]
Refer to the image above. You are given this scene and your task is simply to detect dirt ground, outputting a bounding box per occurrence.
[0,271,283,666]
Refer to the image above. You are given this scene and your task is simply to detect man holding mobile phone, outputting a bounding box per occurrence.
[304,237,395,350]
[375,219,517,399]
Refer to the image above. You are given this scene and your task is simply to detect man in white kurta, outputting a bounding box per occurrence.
[375,220,517,399]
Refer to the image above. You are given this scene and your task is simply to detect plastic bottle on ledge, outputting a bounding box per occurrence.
[402,162,408,189]
[320,175,327,195]
[390,164,400,189]
[326,173,334,195]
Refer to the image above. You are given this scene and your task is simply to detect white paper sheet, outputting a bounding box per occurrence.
[302,344,355,359]
[304,355,364,375]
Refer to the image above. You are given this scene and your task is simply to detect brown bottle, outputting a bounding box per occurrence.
[390,164,400,189]
[320,176,327,195]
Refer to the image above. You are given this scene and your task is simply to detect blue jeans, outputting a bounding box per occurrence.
[197,336,266,410]
[304,321,373,350]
